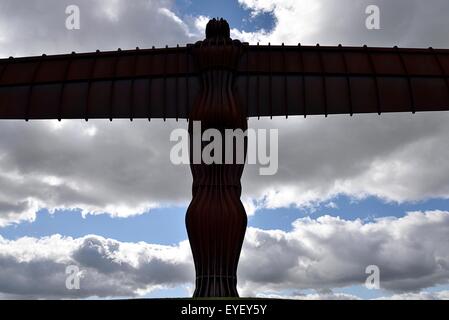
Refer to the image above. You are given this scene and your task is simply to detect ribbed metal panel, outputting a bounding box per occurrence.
[1,45,449,120]
[235,45,449,118]
[0,46,199,120]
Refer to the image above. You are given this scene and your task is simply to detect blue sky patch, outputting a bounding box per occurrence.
[175,0,276,32]
[3,196,449,244]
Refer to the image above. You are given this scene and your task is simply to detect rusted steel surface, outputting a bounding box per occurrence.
[0,47,199,120]
[186,19,247,297]
[1,43,449,120]
[235,45,449,117]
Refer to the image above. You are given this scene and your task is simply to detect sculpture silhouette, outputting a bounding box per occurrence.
[186,18,248,297]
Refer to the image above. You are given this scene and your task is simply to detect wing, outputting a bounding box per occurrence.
[0,46,200,120]
[3,44,449,120]
[234,44,449,118]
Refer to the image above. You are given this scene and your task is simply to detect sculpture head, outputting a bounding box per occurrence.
[205,18,230,40]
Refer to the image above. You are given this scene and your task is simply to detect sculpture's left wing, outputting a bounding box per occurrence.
[0,46,200,120]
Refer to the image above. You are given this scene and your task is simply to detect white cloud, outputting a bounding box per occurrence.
[378,290,449,300]
[0,211,449,299]
[257,291,361,300]
[242,112,449,211]
[0,234,194,299]
[258,289,449,300]
[0,120,192,225]
[1,0,449,225]
[1,211,449,299]
[0,0,202,58]
[238,210,449,295]
[193,15,210,33]
[236,0,449,47]
[237,0,323,44]
[325,202,338,209]
[4,112,449,225]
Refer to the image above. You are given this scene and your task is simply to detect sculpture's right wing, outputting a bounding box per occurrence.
[234,45,449,118]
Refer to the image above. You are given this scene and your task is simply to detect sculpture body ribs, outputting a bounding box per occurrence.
[186,18,247,297]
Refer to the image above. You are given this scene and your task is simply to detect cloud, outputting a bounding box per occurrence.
[3,107,449,226]
[236,0,449,47]
[4,108,449,228]
[0,0,202,58]
[0,234,193,299]
[0,1,449,225]
[259,290,449,300]
[377,290,449,300]
[258,291,361,300]
[242,112,449,211]
[238,210,449,295]
[1,0,449,225]
[0,120,193,225]
[1,211,449,299]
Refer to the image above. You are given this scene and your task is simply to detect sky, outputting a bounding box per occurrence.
[1,0,449,299]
